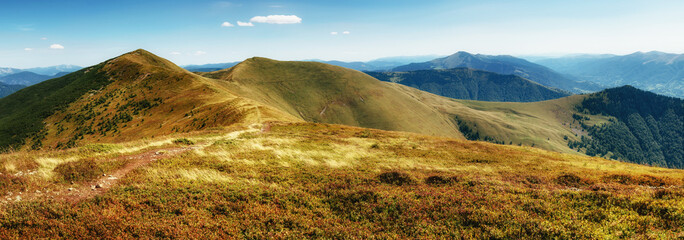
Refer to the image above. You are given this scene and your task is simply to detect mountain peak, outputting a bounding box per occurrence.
[109,49,185,73]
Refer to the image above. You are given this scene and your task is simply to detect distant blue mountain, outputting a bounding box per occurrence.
[535,51,684,98]
[24,65,82,76]
[0,82,24,98]
[391,51,601,93]
[183,55,445,72]
[0,71,60,86]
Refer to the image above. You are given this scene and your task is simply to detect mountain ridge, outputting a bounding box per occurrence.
[366,68,570,102]
[392,51,601,93]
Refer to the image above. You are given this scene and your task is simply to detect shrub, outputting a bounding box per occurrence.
[377,171,414,186]
[54,159,102,182]
[0,174,27,193]
[425,175,457,185]
[555,173,586,187]
[173,138,194,145]
[603,174,634,185]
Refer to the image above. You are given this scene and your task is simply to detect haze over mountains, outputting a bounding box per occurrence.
[390,51,601,93]
[535,51,684,98]
[183,55,443,72]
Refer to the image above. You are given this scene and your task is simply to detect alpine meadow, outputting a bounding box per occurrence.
[0,1,683,239]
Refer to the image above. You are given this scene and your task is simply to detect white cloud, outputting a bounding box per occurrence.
[250,15,302,24]
[50,44,64,49]
[221,21,234,27]
[194,51,207,56]
[342,31,350,35]
[170,51,181,55]
[330,32,338,35]
[237,21,254,27]
[24,48,33,51]
[40,37,47,40]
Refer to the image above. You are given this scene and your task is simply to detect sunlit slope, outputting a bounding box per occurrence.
[201,57,463,138]
[1,123,682,238]
[0,49,298,150]
[394,84,595,153]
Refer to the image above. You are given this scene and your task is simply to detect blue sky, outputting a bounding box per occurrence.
[2,0,684,68]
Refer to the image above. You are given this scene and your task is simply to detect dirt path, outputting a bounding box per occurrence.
[2,146,195,204]
[1,127,261,205]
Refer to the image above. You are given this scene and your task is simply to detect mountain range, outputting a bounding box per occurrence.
[1,49,682,238]
[0,65,81,77]
[366,68,570,102]
[391,51,601,93]
[0,71,70,86]
[535,51,684,98]
[183,55,443,72]
[1,49,682,169]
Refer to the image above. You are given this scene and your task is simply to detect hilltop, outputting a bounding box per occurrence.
[0,49,296,151]
[199,57,461,138]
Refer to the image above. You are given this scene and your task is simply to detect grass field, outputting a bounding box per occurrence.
[0,122,681,238]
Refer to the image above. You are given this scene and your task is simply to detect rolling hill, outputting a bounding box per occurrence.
[392,51,601,93]
[366,68,570,102]
[198,57,462,138]
[535,51,684,98]
[0,49,296,151]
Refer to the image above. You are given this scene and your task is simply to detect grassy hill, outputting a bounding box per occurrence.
[200,57,462,138]
[0,122,682,238]
[0,50,296,151]
[366,68,570,102]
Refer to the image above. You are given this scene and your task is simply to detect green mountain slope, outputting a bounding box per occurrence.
[366,68,570,102]
[200,57,462,138]
[568,86,684,168]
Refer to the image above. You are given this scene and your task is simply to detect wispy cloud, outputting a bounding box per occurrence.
[50,44,64,49]
[24,48,33,51]
[170,51,181,55]
[330,32,338,35]
[250,15,302,24]
[342,31,350,35]
[237,21,254,27]
[40,37,47,40]
[221,21,234,27]
[194,51,207,56]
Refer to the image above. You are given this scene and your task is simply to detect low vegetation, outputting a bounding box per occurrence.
[0,123,681,238]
